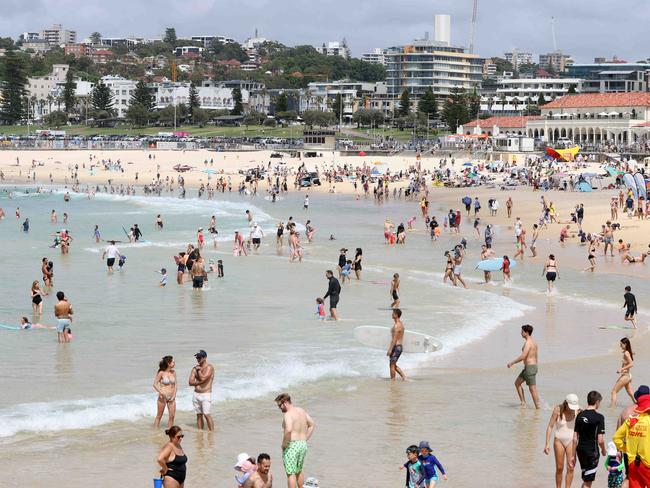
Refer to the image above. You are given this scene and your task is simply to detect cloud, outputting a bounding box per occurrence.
[0,0,648,62]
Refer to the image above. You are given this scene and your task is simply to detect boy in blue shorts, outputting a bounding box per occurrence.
[418,441,447,487]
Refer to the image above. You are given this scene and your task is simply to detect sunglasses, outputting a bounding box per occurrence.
[175,434,184,439]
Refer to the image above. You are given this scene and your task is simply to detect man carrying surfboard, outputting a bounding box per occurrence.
[387,309,407,381]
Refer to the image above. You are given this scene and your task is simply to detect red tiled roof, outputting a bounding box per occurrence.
[633,121,650,127]
[543,93,650,109]
[463,116,541,129]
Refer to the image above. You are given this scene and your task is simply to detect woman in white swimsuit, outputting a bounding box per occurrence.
[544,393,581,488]
[153,356,177,428]
[610,337,634,407]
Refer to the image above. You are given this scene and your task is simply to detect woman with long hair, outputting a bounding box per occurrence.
[157,426,187,488]
[611,337,635,407]
[353,248,363,280]
[543,394,581,488]
[30,280,46,315]
[153,356,177,428]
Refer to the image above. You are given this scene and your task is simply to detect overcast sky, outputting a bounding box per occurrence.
[2,0,649,62]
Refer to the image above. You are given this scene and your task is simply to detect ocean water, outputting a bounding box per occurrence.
[1,186,647,486]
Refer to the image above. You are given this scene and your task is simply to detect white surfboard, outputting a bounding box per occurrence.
[353,326,442,353]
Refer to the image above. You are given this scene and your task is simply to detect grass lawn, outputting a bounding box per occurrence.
[0,124,303,138]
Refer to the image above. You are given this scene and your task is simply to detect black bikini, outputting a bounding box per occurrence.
[166,453,188,484]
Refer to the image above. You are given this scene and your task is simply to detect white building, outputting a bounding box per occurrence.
[174,46,204,57]
[190,35,235,48]
[27,65,94,118]
[315,41,350,59]
[361,48,386,65]
[481,77,582,113]
[101,75,137,118]
[40,24,76,45]
[153,82,250,112]
[305,81,387,122]
[504,49,533,70]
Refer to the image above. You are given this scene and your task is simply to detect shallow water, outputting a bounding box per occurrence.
[1,186,648,487]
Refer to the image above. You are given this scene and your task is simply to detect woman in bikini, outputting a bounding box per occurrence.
[153,356,177,428]
[543,254,559,292]
[610,337,634,407]
[584,239,597,272]
[443,251,455,286]
[544,394,581,488]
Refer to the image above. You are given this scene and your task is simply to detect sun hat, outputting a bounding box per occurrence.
[565,393,580,411]
[606,441,618,457]
[234,452,250,469]
[418,441,431,451]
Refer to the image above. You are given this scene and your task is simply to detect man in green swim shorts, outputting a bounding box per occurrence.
[507,324,540,409]
[275,393,315,488]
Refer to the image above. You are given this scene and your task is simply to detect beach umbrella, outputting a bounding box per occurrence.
[462,196,472,205]
[462,162,473,167]
[202,169,217,174]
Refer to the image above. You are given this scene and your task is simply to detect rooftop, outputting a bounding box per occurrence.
[543,93,650,109]
[463,116,541,128]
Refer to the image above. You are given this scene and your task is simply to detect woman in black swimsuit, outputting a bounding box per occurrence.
[31,280,46,315]
[157,426,187,487]
[353,248,363,280]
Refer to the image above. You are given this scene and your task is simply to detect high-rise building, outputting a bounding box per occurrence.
[384,15,483,102]
[504,49,533,71]
[539,51,573,73]
[40,24,76,45]
[565,62,650,93]
[361,48,386,66]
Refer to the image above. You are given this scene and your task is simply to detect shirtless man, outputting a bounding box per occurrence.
[603,223,615,257]
[275,393,315,488]
[244,453,273,488]
[530,224,540,257]
[54,291,73,343]
[191,258,205,290]
[389,273,400,309]
[480,245,495,283]
[387,308,407,381]
[41,257,53,287]
[189,350,215,430]
[507,324,540,409]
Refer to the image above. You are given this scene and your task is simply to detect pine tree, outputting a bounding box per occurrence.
[91,81,114,114]
[418,87,437,118]
[442,89,470,132]
[468,88,481,120]
[0,49,28,124]
[398,89,411,117]
[332,93,343,122]
[275,92,288,113]
[164,28,177,46]
[188,82,200,118]
[63,69,76,115]
[130,80,154,111]
[230,87,243,116]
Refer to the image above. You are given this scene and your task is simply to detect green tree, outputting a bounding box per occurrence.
[398,89,411,117]
[126,104,150,127]
[263,118,277,127]
[0,50,28,124]
[352,108,372,127]
[274,92,288,113]
[567,84,577,94]
[63,68,76,115]
[90,32,102,45]
[130,80,154,111]
[441,89,470,132]
[192,108,208,127]
[91,81,114,114]
[243,110,265,126]
[187,81,200,118]
[231,87,243,115]
[537,94,546,106]
[163,28,178,47]
[44,110,68,127]
[332,93,343,123]
[418,87,437,118]
[467,88,481,119]
[303,109,335,127]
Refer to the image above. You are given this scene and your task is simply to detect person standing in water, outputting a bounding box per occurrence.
[387,308,407,381]
[322,270,341,321]
[543,254,559,292]
[623,285,638,329]
[507,324,540,409]
[102,240,121,272]
[610,337,635,407]
[54,291,73,344]
[390,273,400,309]
[275,393,315,488]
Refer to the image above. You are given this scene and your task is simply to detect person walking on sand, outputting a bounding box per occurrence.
[387,308,407,381]
[507,324,540,409]
[275,393,315,488]
[572,391,606,488]
[188,350,214,431]
[544,393,581,488]
[610,338,635,408]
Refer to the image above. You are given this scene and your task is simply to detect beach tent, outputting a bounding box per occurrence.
[577,181,592,192]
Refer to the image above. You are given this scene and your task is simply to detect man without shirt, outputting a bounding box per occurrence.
[244,453,273,488]
[189,350,215,430]
[387,308,407,381]
[275,393,314,488]
[54,291,73,343]
[507,324,540,409]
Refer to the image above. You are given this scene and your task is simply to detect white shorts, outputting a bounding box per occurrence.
[192,392,212,414]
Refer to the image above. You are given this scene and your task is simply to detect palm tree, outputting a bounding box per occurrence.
[90,32,102,45]
[46,95,54,116]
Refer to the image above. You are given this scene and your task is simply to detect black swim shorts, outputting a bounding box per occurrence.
[329,295,339,309]
[107,258,115,267]
[389,345,403,364]
[192,276,204,289]
[252,238,261,245]
[577,448,599,482]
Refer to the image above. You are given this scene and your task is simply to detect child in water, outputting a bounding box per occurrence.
[401,445,426,488]
[315,298,325,321]
[341,260,352,283]
[217,259,224,278]
[159,268,167,287]
[117,255,126,271]
[407,216,416,230]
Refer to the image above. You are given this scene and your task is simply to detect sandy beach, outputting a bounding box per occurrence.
[1,147,649,488]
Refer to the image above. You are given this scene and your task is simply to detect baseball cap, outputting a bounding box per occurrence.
[194,350,207,359]
[565,393,580,411]
[234,452,250,469]
[634,385,650,401]
[418,441,431,450]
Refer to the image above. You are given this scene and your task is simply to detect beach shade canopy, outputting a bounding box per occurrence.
[358,151,366,156]
[462,162,473,167]
[577,181,593,192]
[202,168,217,174]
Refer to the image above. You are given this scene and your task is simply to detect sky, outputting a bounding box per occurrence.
[2,0,649,63]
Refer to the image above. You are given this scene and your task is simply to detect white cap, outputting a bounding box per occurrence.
[565,393,580,411]
[234,452,250,469]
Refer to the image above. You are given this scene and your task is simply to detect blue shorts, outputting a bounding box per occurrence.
[57,318,71,333]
